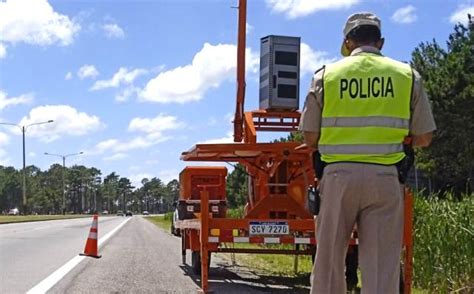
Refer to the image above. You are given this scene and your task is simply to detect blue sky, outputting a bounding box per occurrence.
[0,0,472,187]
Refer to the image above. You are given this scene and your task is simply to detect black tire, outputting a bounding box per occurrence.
[191,251,201,274]
[191,251,211,276]
[345,245,359,291]
[399,263,404,294]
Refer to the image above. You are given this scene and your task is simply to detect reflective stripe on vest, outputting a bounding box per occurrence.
[321,116,409,129]
[319,143,403,155]
[320,53,412,165]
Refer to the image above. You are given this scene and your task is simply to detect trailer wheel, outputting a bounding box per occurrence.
[191,251,211,275]
[311,245,317,264]
[399,263,404,294]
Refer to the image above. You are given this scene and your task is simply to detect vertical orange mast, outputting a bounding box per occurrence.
[233,0,247,142]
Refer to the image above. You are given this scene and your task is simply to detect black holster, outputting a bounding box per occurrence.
[308,151,326,215]
[313,151,326,181]
[308,186,320,215]
[396,144,415,184]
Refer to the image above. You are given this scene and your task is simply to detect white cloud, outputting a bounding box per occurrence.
[102,23,125,39]
[93,135,170,155]
[128,173,153,187]
[91,114,183,155]
[103,153,128,161]
[0,90,33,111]
[207,117,217,126]
[391,5,418,24]
[145,159,159,165]
[77,64,99,80]
[0,132,13,164]
[450,5,474,25]
[158,169,179,183]
[128,165,141,172]
[246,22,254,34]
[140,43,259,104]
[17,105,102,142]
[95,139,118,153]
[0,43,6,58]
[28,151,36,157]
[0,0,80,57]
[265,0,360,19]
[300,42,336,76]
[224,112,234,123]
[91,67,147,90]
[65,71,73,80]
[0,132,10,146]
[201,132,234,144]
[0,149,11,166]
[115,86,139,103]
[128,113,185,134]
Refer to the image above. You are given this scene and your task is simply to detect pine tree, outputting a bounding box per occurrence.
[411,14,474,195]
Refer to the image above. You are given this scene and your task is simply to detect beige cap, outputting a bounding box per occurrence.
[341,12,381,56]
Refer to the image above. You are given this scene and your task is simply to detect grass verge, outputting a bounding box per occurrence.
[0,214,91,224]
[145,213,172,232]
[413,194,474,292]
[216,243,313,277]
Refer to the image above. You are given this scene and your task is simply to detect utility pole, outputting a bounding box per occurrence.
[0,120,54,214]
[62,156,66,214]
[22,126,26,214]
[44,152,83,214]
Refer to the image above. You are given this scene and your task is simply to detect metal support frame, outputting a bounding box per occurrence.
[200,189,210,292]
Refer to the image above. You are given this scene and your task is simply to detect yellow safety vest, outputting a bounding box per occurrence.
[320,52,413,165]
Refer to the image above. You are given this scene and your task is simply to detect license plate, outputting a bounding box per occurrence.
[249,221,289,235]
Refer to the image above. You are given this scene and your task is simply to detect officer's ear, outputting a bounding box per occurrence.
[345,38,356,53]
[376,37,385,51]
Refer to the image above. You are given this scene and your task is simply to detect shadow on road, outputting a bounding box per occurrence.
[180,260,310,293]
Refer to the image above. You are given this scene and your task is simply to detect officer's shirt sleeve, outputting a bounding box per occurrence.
[299,68,324,133]
[410,70,437,135]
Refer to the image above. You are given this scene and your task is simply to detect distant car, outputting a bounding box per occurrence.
[8,208,19,216]
[117,210,124,216]
[102,210,109,215]
[143,211,149,215]
[171,208,180,236]
[125,211,133,217]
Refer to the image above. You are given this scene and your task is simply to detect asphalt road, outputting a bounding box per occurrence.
[0,216,128,293]
[1,216,310,293]
[51,216,310,293]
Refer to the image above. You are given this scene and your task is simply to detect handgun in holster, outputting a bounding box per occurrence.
[396,137,415,184]
[308,151,326,215]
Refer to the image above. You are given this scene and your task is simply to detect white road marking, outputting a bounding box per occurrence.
[27,217,132,294]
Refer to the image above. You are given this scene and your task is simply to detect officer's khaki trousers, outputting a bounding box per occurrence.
[310,163,404,294]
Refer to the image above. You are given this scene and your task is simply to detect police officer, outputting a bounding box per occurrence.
[299,12,436,293]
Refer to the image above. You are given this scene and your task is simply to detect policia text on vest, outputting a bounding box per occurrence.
[340,76,394,99]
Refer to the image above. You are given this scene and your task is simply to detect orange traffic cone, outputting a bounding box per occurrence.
[80,214,102,258]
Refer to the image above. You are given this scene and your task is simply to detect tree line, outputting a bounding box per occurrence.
[0,164,179,215]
